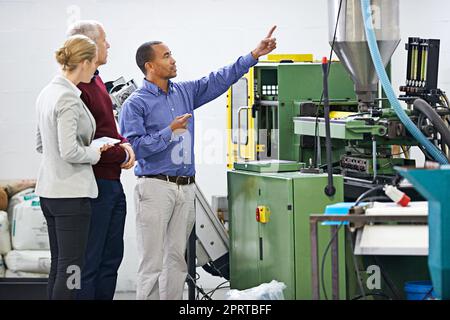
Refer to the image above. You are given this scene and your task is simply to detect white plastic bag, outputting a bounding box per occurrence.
[0,211,12,254]
[4,250,50,273]
[6,188,36,222]
[226,280,287,300]
[11,200,49,250]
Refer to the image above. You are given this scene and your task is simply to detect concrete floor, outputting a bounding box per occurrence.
[114,288,229,300]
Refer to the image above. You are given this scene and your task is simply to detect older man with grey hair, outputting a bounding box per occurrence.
[66,20,135,300]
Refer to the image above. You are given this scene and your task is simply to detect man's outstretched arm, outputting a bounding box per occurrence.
[189,25,277,109]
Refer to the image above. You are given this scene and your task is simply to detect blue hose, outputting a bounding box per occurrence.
[360,0,448,164]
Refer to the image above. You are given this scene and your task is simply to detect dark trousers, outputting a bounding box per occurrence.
[40,197,91,300]
[77,179,127,300]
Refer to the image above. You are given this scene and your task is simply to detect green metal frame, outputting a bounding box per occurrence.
[276,63,356,161]
[293,117,387,140]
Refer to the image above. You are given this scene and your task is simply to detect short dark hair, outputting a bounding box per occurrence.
[135,41,162,75]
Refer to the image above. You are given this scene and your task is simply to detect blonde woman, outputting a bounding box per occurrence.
[35,35,111,300]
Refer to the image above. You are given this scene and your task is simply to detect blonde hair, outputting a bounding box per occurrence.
[55,35,97,72]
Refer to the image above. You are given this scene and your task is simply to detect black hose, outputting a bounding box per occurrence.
[354,185,384,206]
[320,222,344,300]
[359,196,390,203]
[313,0,343,167]
[322,60,336,197]
[414,98,450,150]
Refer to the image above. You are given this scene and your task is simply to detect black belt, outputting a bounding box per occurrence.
[140,174,195,185]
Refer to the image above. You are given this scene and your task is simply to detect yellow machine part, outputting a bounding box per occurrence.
[329,111,357,119]
[257,205,271,224]
[266,54,314,63]
[227,68,256,168]
[256,144,265,152]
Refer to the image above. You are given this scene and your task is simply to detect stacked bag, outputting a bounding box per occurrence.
[0,186,50,278]
[0,250,6,277]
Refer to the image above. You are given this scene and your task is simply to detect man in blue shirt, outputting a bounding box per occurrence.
[119,26,277,300]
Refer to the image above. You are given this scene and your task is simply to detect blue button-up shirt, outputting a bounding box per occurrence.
[119,53,257,177]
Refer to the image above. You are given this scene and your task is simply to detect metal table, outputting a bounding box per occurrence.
[309,214,428,300]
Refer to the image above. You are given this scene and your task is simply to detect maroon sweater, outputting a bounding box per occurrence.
[78,72,127,180]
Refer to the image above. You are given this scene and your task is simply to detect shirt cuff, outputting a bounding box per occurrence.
[161,126,173,144]
[243,52,259,68]
[121,149,130,165]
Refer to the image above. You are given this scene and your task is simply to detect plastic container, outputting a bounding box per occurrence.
[404,281,436,300]
[322,202,369,226]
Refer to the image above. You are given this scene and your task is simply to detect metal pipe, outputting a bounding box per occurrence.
[258,100,279,107]
[310,220,320,300]
[331,226,340,300]
[317,136,322,166]
[372,137,377,182]
[310,214,427,224]
[187,224,196,300]
[237,107,249,160]
[322,58,336,196]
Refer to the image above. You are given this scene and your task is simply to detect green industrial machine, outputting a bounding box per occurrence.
[227,58,354,299]
[226,0,450,300]
[226,59,428,300]
[227,58,417,193]
[227,57,360,168]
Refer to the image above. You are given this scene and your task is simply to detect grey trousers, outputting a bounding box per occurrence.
[134,177,196,300]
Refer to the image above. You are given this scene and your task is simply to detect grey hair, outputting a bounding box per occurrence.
[66,20,103,41]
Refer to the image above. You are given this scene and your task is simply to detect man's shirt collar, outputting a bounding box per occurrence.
[142,78,174,96]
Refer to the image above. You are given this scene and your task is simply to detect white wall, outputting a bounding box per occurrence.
[1,0,450,292]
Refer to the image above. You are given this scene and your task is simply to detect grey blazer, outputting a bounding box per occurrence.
[35,75,100,198]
